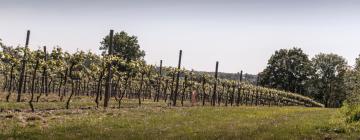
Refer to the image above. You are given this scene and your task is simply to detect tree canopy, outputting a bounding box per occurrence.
[309,53,348,107]
[344,54,360,105]
[100,31,145,62]
[259,47,312,95]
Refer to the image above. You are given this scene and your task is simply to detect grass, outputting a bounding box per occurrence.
[0,93,359,140]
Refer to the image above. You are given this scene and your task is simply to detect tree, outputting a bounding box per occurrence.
[100,31,145,63]
[344,69,359,106]
[259,47,312,95]
[341,55,360,123]
[344,54,360,105]
[309,53,348,107]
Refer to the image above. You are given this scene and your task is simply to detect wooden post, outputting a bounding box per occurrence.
[44,46,48,96]
[240,70,243,82]
[104,30,114,108]
[202,77,206,106]
[211,61,219,106]
[255,74,259,106]
[236,70,243,106]
[155,60,163,102]
[17,30,30,102]
[173,50,182,106]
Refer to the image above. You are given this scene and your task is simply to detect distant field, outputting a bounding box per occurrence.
[0,95,358,140]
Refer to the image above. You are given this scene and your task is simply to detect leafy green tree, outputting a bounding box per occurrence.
[344,55,360,105]
[344,70,359,105]
[100,31,145,62]
[259,47,313,95]
[309,53,348,107]
[339,55,360,123]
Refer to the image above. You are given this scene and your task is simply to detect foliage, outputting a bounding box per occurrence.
[339,54,360,126]
[100,31,145,62]
[259,47,312,95]
[345,55,360,105]
[309,53,348,107]
[0,33,324,112]
[340,102,360,123]
[259,48,351,108]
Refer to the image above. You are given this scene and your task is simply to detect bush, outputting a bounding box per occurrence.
[341,102,360,123]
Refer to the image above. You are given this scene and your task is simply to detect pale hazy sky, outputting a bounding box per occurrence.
[1,0,360,74]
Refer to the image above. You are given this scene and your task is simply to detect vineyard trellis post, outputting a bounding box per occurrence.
[44,46,48,96]
[17,30,30,102]
[173,50,182,106]
[211,61,218,106]
[236,70,243,106]
[255,74,259,105]
[155,60,162,102]
[104,29,114,108]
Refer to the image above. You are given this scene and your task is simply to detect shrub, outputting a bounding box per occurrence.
[341,102,360,123]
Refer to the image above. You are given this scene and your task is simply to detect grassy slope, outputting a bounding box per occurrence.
[0,95,358,140]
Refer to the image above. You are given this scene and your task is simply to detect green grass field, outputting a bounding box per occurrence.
[0,95,359,140]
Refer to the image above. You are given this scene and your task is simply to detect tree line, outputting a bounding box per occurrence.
[258,47,359,108]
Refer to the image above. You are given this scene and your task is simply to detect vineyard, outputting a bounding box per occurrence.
[0,30,323,111]
[4,0,360,138]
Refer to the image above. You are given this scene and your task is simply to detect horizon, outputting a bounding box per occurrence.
[1,0,360,74]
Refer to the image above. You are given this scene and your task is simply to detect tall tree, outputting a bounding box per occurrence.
[310,53,348,107]
[341,55,360,122]
[100,31,145,62]
[259,47,312,95]
[344,69,360,106]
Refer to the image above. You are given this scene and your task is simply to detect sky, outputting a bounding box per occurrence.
[1,0,360,74]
